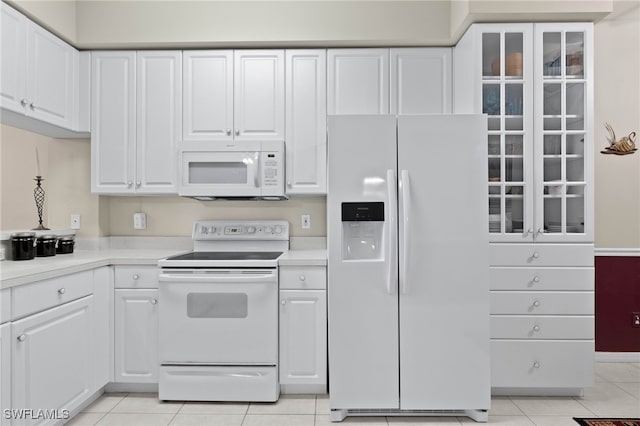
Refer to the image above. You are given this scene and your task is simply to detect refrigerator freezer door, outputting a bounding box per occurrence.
[397,114,490,410]
[327,115,400,409]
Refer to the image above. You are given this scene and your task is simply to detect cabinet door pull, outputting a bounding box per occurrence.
[532,300,541,308]
[533,362,540,369]
[20,98,29,107]
[17,334,26,342]
[299,275,306,282]
[533,276,540,283]
[235,129,240,136]
[133,274,140,280]
[150,299,158,305]
[533,325,540,332]
[281,299,286,305]
[226,129,232,136]
[58,288,66,295]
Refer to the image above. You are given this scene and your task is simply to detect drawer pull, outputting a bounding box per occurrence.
[533,276,540,283]
[150,299,158,305]
[133,274,140,280]
[299,275,306,282]
[533,362,540,369]
[281,299,287,305]
[532,252,540,259]
[58,288,66,295]
[17,334,26,342]
[533,325,540,332]
[532,300,541,308]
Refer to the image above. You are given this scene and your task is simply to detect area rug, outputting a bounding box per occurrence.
[573,419,640,426]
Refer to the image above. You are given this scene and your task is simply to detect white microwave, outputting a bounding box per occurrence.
[178,141,287,200]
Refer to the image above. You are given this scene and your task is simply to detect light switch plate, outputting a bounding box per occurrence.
[71,214,81,230]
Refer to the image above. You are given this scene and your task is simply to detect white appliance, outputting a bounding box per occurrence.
[157,220,288,401]
[327,115,490,422]
[178,141,287,200]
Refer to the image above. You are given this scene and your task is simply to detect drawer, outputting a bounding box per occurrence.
[491,340,594,388]
[491,316,594,339]
[489,267,593,291]
[490,244,593,267]
[1,288,10,323]
[279,266,326,290]
[115,265,159,289]
[491,291,593,315]
[13,270,93,319]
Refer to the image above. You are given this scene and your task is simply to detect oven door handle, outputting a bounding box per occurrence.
[159,272,277,283]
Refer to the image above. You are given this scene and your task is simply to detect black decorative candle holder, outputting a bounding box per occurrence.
[32,176,50,230]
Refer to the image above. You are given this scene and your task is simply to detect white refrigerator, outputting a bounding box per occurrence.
[327,115,490,422]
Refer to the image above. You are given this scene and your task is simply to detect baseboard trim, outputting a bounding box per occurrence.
[595,352,640,362]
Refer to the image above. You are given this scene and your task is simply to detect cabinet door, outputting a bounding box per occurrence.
[114,289,159,383]
[327,49,389,114]
[183,50,233,142]
[279,290,327,388]
[390,48,452,114]
[0,2,26,114]
[136,51,182,194]
[534,23,593,243]
[285,50,327,195]
[26,21,76,129]
[477,25,535,243]
[234,50,285,140]
[0,323,10,426]
[91,52,136,194]
[12,296,93,423]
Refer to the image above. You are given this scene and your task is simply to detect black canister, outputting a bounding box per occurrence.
[36,234,58,257]
[56,236,75,254]
[11,232,36,261]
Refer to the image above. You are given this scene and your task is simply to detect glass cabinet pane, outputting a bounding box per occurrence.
[505,158,523,182]
[566,83,585,130]
[544,197,562,233]
[543,32,561,77]
[504,33,523,78]
[505,135,523,155]
[488,135,501,155]
[544,134,562,155]
[567,157,584,182]
[566,134,585,155]
[483,84,501,115]
[506,185,524,234]
[488,158,501,182]
[489,187,501,233]
[567,186,585,233]
[483,33,501,77]
[566,32,584,78]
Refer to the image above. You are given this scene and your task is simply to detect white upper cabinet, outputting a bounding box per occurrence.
[92,52,137,194]
[328,49,389,114]
[285,50,327,195]
[92,51,181,194]
[234,50,285,140]
[182,50,284,143]
[183,50,234,142]
[0,2,83,134]
[390,48,452,114]
[136,51,182,194]
[1,3,26,115]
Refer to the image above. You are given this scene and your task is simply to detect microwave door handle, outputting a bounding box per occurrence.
[254,152,260,188]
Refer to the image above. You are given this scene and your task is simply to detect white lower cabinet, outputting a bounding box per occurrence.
[12,296,93,425]
[1,323,10,426]
[490,243,594,394]
[279,266,327,393]
[114,289,159,383]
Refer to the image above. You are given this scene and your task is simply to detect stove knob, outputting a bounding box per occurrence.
[200,226,209,235]
[265,226,273,234]
[274,225,283,234]
[209,226,216,234]
[247,226,256,234]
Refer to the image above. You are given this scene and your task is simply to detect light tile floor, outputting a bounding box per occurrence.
[67,363,640,426]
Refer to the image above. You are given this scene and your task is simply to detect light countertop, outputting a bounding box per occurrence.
[1,248,327,289]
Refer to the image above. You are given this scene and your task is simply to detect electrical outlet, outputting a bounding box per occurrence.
[301,214,311,229]
[633,312,640,328]
[70,214,81,230]
[134,212,147,230]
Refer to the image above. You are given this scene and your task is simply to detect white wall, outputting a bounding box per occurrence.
[593,2,640,248]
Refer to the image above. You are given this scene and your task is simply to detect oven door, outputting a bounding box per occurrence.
[158,268,278,365]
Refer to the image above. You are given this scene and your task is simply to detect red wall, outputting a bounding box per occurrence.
[595,256,640,352]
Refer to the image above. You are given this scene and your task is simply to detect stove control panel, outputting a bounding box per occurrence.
[193,220,289,241]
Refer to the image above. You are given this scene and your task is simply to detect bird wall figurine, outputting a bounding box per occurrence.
[602,123,637,155]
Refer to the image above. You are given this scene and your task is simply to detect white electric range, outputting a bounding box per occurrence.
[157,220,289,402]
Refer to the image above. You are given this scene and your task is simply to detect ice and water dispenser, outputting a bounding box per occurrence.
[341,202,385,261]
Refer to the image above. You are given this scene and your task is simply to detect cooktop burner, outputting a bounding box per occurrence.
[165,251,283,262]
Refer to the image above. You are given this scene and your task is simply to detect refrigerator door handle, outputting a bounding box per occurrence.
[386,169,398,295]
[400,169,410,294]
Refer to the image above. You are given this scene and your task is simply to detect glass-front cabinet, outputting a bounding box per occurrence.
[456,22,593,243]
[534,23,593,243]
[480,25,534,242]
